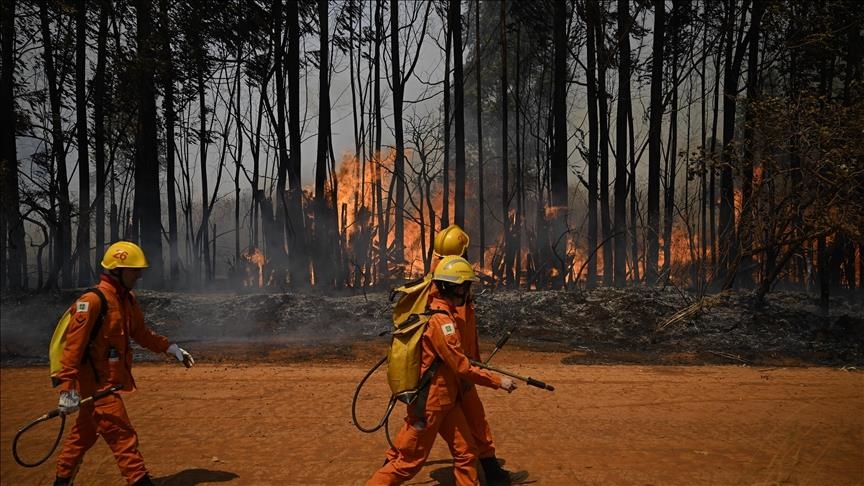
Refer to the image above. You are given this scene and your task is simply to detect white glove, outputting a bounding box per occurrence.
[167,343,194,368]
[58,390,81,415]
[500,377,517,393]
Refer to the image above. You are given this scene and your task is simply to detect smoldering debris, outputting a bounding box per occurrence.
[1,287,861,367]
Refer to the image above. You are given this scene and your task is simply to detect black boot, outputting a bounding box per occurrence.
[53,477,71,486]
[480,457,512,486]
[132,474,155,486]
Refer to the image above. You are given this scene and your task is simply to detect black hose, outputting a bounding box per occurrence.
[352,355,398,435]
[354,330,516,450]
[12,412,66,468]
[12,385,123,468]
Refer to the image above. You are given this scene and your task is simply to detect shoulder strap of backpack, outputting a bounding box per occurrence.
[81,288,108,385]
[84,287,108,345]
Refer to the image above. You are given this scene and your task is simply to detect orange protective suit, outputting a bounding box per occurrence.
[453,296,499,460]
[429,259,499,461]
[367,295,504,486]
[54,275,170,484]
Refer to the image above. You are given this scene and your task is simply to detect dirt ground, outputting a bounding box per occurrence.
[1,343,862,486]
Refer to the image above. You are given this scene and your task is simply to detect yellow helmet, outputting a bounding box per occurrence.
[433,224,470,257]
[432,255,479,284]
[101,241,149,269]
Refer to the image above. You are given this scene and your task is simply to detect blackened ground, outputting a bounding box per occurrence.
[1,286,861,367]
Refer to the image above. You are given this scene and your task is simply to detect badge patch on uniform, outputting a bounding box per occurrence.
[442,323,456,336]
[76,301,90,313]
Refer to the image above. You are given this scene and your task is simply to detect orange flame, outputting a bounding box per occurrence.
[241,247,267,288]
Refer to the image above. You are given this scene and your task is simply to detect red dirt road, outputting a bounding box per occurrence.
[2,347,862,485]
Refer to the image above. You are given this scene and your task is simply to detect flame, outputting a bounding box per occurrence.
[327,148,440,283]
[241,247,267,287]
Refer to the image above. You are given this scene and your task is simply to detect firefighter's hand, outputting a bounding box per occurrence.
[167,343,194,368]
[500,378,517,393]
[58,390,81,415]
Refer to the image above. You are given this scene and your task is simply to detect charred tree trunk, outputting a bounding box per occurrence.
[374,0,386,282]
[287,0,308,286]
[584,0,599,288]
[475,0,485,267]
[662,0,680,282]
[647,0,665,284]
[158,0,179,282]
[451,0,466,228]
[501,0,516,286]
[1,0,25,290]
[551,0,568,288]
[274,0,290,286]
[94,0,110,272]
[134,0,164,286]
[595,1,612,286]
[75,0,92,285]
[40,0,73,288]
[738,0,764,289]
[442,15,451,229]
[613,0,631,287]
[718,0,750,289]
[391,0,406,273]
[315,0,336,287]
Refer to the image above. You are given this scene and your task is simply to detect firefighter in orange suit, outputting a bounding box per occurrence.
[431,225,516,485]
[53,241,194,486]
[367,256,517,486]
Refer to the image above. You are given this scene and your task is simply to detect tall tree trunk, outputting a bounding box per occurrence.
[699,9,708,291]
[348,1,364,287]
[134,0,164,287]
[451,0,466,228]
[315,0,335,287]
[1,0,25,290]
[75,0,91,285]
[500,0,515,285]
[551,0,568,288]
[514,26,523,284]
[628,93,639,284]
[662,0,680,282]
[475,0,485,267]
[272,0,288,286]
[374,0,386,281]
[390,0,405,273]
[663,54,678,281]
[614,0,631,287]
[39,0,73,288]
[94,0,109,272]
[596,0,612,286]
[739,0,764,289]
[287,0,306,286]
[718,0,750,289]
[288,0,308,286]
[584,0,599,288]
[274,0,290,286]
[709,28,722,278]
[647,0,665,284]
[234,41,243,276]
[158,0,178,282]
[196,64,210,281]
[442,14,451,228]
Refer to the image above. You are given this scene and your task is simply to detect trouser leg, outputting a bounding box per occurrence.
[56,401,100,480]
[366,409,445,486]
[461,385,496,459]
[92,393,149,485]
[439,405,479,486]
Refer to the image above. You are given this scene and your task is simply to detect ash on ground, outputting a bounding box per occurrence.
[2,287,862,367]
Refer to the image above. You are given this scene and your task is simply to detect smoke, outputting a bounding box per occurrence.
[0,289,391,366]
